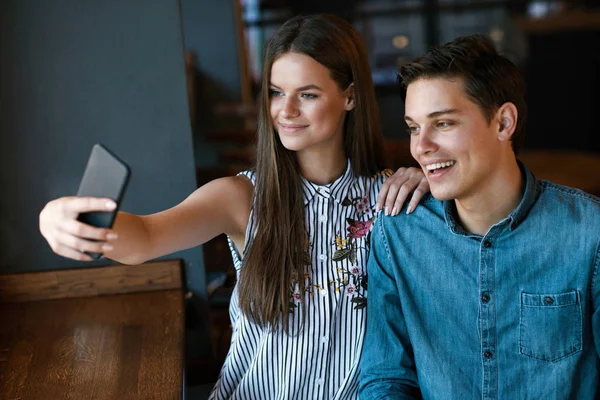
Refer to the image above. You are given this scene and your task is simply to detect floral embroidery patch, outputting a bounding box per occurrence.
[288,193,379,312]
[288,241,325,311]
[289,273,327,311]
[329,195,377,310]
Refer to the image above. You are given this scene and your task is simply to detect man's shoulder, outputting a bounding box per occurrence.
[538,180,600,211]
[402,192,444,217]
[536,180,600,230]
[376,193,446,231]
[539,180,599,199]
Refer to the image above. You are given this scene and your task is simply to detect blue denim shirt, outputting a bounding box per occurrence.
[360,164,600,399]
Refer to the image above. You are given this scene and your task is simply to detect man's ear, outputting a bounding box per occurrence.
[496,102,518,142]
[344,83,355,111]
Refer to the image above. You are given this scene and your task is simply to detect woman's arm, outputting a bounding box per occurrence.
[39,175,253,265]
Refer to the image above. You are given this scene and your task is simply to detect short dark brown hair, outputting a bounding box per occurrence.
[398,34,527,152]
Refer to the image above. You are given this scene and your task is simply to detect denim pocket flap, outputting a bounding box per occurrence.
[521,290,579,307]
[519,289,582,362]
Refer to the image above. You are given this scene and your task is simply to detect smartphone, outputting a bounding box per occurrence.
[76,143,130,259]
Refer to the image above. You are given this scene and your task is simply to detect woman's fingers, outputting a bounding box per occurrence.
[39,196,119,261]
[376,168,407,213]
[53,229,110,254]
[60,196,117,217]
[406,177,430,214]
[379,167,429,216]
[375,183,390,213]
[50,242,95,262]
[386,175,422,216]
[61,219,116,241]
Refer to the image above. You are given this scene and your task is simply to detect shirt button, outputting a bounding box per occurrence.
[481,293,490,303]
[545,296,554,305]
[316,378,323,385]
[321,336,328,343]
[319,215,326,222]
[483,240,492,248]
[319,254,326,260]
[484,351,493,359]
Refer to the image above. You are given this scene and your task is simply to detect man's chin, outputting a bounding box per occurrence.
[430,187,456,201]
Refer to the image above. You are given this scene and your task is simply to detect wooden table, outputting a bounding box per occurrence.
[0,260,184,400]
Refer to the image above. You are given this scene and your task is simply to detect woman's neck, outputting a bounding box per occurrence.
[297,148,347,185]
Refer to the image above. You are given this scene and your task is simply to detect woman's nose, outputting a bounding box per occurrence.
[280,97,300,118]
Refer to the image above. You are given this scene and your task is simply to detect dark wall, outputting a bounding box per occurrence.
[523,30,600,152]
[0,0,207,298]
[181,0,243,167]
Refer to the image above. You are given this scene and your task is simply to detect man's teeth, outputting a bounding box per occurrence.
[426,161,455,171]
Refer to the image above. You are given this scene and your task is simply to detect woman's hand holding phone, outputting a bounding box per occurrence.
[39,197,120,261]
[40,143,129,261]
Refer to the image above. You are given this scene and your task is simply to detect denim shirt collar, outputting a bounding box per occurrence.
[301,160,356,206]
[443,160,540,235]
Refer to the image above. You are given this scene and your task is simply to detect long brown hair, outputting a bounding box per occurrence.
[237,14,385,332]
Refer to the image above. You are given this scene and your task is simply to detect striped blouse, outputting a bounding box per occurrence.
[209,162,391,400]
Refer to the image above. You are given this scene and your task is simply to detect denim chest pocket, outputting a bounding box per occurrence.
[519,290,582,362]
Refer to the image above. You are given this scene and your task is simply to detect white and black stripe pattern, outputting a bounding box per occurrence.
[210,161,392,400]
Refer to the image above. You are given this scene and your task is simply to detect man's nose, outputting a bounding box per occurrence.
[413,127,437,156]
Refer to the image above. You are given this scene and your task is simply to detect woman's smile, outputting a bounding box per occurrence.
[277,122,309,133]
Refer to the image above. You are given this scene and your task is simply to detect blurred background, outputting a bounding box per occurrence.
[187,0,599,166]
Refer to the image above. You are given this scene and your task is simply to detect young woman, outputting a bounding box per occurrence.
[39,14,428,399]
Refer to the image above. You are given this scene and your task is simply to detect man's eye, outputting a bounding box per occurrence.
[407,126,419,135]
[269,89,283,97]
[437,121,452,129]
[301,93,317,99]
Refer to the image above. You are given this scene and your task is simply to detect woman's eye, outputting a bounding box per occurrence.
[269,89,283,97]
[301,93,317,99]
[437,121,452,129]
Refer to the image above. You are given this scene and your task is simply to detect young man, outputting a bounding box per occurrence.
[359,35,600,399]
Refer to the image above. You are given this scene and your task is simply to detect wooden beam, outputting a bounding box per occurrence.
[0,259,183,303]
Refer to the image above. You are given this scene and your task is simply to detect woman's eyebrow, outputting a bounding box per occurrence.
[269,83,323,91]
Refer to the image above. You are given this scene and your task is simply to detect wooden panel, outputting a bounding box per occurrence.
[0,289,184,399]
[0,260,182,303]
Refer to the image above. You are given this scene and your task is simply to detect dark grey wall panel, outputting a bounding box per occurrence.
[180,0,244,167]
[0,0,207,298]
